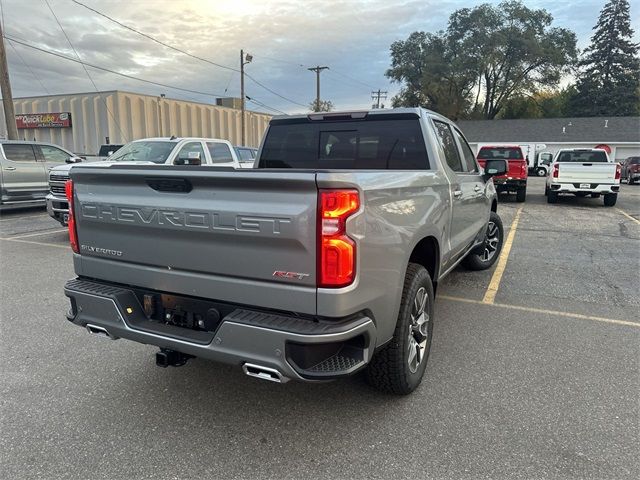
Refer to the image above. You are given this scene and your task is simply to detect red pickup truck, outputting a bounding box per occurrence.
[477,145,528,202]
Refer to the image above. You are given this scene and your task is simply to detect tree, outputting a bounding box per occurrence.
[309,99,334,112]
[570,0,640,116]
[386,1,577,119]
[501,87,577,118]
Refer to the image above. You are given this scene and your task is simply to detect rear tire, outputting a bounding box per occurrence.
[516,187,526,202]
[547,191,558,203]
[462,211,504,271]
[603,193,617,207]
[536,167,547,177]
[629,177,635,185]
[365,263,434,395]
[544,184,549,196]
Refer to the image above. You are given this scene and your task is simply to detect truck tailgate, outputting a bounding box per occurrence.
[70,166,318,314]
[556,163,617,183]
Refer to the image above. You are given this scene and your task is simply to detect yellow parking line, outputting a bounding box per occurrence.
[482,206,524,304]
[440,295,640,328]
[616,208,640,225]
[0,237,69,249]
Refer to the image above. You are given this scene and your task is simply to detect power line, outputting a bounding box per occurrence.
[245,96,287,115]
[5,35,226,98]
[7,39,50,94]
[328,68,376,90]
[244,73,306,107]
[69,0,236,73]
[69,0,304,107]
[5,35,284,116]
[44,0,128,141]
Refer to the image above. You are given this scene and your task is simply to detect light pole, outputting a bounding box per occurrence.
[240,50,252,146]
[157,93,165,137]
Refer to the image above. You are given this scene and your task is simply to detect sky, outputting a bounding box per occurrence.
[1,0,639,115]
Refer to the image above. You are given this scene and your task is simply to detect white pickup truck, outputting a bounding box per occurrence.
[47,137,253,225]
[546,149,621,206]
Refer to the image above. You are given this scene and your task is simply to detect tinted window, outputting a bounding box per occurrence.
[452,128,478,173]
[259,118,429,169]
[175,142,205,164]
[556,151,608,163]
[433,121,463,172]
[110,141,175,163]
[2,144,37,162]
[208,142,233,163]
[477,147,523,160]
[628,157,640,165]
[236,148,255,161]
[39,145,69,163]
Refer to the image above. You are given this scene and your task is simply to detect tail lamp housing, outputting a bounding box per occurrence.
[65,180,79,253]
[615,163,621,180]
[318,189,359,288]
[552,164,559,178]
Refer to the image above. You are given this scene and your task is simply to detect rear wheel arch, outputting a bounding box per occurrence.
[408,236,440,291]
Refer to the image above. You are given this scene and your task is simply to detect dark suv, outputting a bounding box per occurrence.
[622,156,640,184]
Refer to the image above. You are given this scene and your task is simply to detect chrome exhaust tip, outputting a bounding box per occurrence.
[85,324,117,340]
[242,363,288,383]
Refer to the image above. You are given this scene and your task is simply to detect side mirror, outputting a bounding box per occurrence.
[175,151,202,166]
[482,159,507,180]
[66,156,82,164]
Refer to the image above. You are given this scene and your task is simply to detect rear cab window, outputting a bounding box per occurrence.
[556,151,608,163]
[477,147,524,160]
[259,114,429,170]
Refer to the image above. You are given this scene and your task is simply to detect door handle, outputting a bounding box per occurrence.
[4,166,16,171]
[474,185,482,192]
[453,190,463,198]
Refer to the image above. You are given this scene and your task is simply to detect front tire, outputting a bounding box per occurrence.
[365,263,434,395]
[536,167,547,177]
[629,177,635,185]
[462,211,504,271]
[603,193,617,207]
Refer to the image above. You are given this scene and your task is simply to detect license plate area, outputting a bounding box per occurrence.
[579,183,591,189]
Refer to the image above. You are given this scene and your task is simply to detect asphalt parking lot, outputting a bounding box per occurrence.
[1,176,638,480]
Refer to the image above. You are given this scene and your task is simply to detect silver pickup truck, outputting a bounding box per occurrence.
[63,108,507,394]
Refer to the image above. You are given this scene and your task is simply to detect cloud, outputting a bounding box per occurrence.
[2,0,639,113]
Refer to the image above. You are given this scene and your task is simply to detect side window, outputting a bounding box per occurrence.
[175,142,204,164]
[238,149,254,161]
[433,121,463,172]
[207,142,234,163]
[2,144,37,162]
[39,145,70,163]
[452,129,478,173]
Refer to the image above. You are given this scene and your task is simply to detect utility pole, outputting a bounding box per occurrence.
[240,49,252,146]
[308,66,328,111]
[0,24,18,140]
[371,90,387,109]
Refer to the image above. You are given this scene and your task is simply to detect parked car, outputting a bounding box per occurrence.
[476,145,528,202]
[47,137,250,225]
[545,148,621,206]
[62,108,508,395]
[0,140,81,210]
[621,156,640,184]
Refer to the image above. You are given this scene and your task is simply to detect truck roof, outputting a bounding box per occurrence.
[134,137,230,143]
[271,107,449,123]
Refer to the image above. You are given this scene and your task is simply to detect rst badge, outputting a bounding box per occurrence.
[272,271,310,280]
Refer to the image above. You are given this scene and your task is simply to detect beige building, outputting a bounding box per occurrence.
[0,90,272,155]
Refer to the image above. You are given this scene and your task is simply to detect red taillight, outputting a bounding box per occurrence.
[318,189,359,288]
[65,180,79,253]
[552,164,559,178]
[615,163,621,180]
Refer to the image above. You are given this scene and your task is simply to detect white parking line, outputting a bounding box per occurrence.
[3,228,67,240]
[0,237,69,249]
